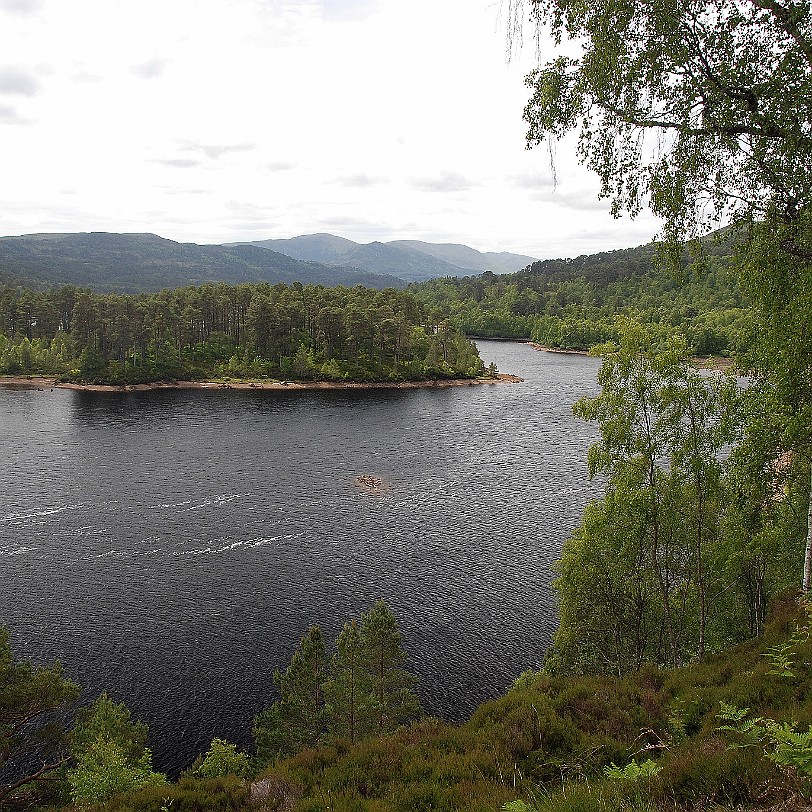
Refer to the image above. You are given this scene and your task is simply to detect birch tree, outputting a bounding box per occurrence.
[556,322,741,672]
[515,0,812,591]
[68,694,165,806]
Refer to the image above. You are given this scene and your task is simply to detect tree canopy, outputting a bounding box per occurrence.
[68,693,166,806]
[0,282,488,385]
[521,0,812,240]
[517,0,812,595]
[254,602,421,761]
[0,627,79,807]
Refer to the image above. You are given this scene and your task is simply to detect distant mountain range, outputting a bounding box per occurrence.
[0,232,538,293]
[231,234,538,281]
[0,232,404,293]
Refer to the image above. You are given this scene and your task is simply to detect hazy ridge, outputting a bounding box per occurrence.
[0,232,404,293]
[233,233,538,281]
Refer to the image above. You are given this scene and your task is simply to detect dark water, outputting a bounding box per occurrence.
[0,340,601,774]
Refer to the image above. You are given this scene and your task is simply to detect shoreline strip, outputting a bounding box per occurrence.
[0,373,524,394]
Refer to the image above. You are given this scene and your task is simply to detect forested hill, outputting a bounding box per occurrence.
[523,242,659,284]
[411,230,748,356]
[233,233,538,281]
[0,232,404,293]
[521,229,735,285]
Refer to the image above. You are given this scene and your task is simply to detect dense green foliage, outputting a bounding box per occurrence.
[0,627,79,807]
[254,627,327,761]
[510,0,812,663]
[546,322,805,678]
[410,235,749,354]
[520,0,812,240]
[189,739,251,780]
[67,694,166,806]
[0,282,487,385]
[254,602,421,761]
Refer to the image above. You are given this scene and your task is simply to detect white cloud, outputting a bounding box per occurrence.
[131,58,169,79]
[334,173,387,188]
[0,65,41,96]
[411,172,479,193]
[0,0,42,15]
[181,142,258,160]
[0,101,30,124]
[265,161,295,172]
[0,0,664,258]
[151,158,202,169]
[318,0,380,22]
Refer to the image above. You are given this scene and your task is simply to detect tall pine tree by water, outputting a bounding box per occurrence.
[253,626,326,761]
[360,600,422,734]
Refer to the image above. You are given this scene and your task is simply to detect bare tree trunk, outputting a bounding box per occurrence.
[803,463,812,592]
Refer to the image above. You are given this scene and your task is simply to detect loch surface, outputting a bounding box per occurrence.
[0,340,601,773]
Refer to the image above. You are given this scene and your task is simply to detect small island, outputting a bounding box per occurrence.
[354,474,387,492]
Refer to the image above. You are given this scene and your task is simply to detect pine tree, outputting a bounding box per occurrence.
[323,621,375,744]
[0,626,79,807]
[253,626,325,761]
[360,600,422,734]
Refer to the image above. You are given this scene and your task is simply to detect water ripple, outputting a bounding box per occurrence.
[0,341,601,775]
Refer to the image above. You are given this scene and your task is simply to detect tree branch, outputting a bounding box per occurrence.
[748,0,812,68]
[596,99,788,140]
[0,755,70,805]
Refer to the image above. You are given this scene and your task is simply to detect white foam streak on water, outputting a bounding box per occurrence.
[1,503,85,523]
[0,545,36,556]
[0,341,601,775]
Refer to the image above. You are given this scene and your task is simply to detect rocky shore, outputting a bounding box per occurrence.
[0,373,524,393]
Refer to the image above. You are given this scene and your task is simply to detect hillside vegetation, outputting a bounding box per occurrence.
[246,599,812,812]
[0,282,486,385]
[59,599,812,812]
[0,233,404,293]
[411,233,748,357]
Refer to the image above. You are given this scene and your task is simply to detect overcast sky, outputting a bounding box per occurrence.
[0,0,661,260]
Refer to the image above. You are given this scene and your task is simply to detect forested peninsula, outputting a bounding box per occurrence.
[0,283,492,386]
[409,230,748,358]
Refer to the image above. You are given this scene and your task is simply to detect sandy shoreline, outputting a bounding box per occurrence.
[0,373,524,393]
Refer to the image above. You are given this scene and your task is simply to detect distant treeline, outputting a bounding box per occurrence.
[0,283,488,385]
[411,237,750,355]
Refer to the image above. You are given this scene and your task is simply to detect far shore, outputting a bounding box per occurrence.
[526,341,735,370]
[527,342,590,357]
[0,373,524,394]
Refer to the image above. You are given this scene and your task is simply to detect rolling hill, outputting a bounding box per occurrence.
[0,232,405,293]
[390,239,538,274]
[234,234,538,281]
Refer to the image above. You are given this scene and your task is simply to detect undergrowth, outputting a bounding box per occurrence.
[92,598,812,812]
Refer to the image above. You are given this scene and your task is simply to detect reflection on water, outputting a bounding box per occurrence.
[0,340,601,773]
